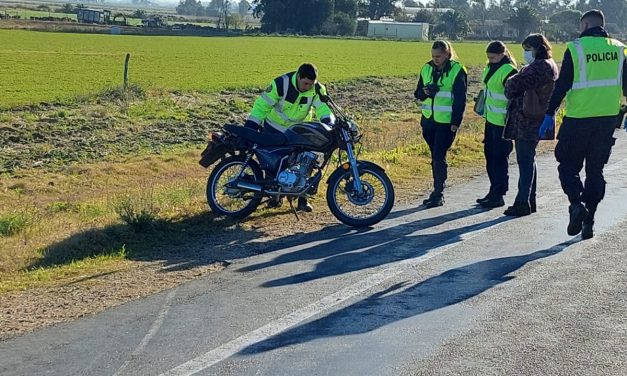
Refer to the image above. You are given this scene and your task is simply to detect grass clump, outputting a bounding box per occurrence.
[0,211,33,237]
[114,193,161,232]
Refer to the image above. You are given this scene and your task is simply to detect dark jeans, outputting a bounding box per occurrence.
[484,122,513,196]
[555,117,617,217]
[513,140,538,205]
[421,119,457,196]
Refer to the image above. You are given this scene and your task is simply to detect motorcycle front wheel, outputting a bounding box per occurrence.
[207,155,263,218]
[326,163,394,227]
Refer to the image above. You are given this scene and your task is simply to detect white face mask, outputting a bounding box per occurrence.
[524,50,535,64]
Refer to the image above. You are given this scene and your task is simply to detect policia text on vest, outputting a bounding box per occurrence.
[585,51,620,63]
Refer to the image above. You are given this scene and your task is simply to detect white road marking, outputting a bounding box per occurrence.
[114,288,177,376]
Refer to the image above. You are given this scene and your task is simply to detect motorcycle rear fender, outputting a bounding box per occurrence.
[198,140,232,168]
[326,160,386,183]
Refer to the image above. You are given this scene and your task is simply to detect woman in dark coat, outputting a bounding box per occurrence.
[503,34,559,216]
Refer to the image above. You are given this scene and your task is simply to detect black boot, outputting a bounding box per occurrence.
[567,203,588,236]
[296,197,313,212]
[480,195,505,208]
[476,193,493,204]
[504,202,531,217]
[581,207,596,239]
[423,193,444,208]
[581,220,594,240]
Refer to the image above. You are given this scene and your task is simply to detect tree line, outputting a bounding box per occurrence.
[174,0,627,39]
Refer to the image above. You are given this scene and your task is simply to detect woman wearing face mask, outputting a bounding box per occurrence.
[414,40,468,208]
[476,41,518,209]
[502,34,559,216]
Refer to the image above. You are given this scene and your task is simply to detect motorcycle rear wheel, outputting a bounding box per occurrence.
[207,155,263,218]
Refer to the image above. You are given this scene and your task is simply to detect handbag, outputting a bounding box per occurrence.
[523,82,553,119]
[473,89,486,116]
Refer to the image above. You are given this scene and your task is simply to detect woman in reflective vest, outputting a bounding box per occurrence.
[476,41,518,209]
[414,40,468,208]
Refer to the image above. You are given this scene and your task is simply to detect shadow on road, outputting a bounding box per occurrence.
[240,207,503,287]
[240,239,578,355]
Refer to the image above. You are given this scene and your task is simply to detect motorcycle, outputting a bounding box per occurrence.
[198,95,395,227]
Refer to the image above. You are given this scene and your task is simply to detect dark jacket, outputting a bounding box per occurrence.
[504,58,559,141]
[546,26,627,120]
[414,60,468,127]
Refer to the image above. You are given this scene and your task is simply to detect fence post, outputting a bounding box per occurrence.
[123,53,130,88]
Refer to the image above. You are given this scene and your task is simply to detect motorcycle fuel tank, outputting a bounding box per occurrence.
[284,122,335,151]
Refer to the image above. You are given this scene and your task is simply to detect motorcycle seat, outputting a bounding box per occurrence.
[223,124,287,146]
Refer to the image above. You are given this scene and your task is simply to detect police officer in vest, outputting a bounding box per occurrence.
[540,9,627,239]
[477,41,518,209]
[414,40,468,208]
[244,63,335,212]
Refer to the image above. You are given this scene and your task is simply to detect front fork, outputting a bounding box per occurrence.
[341,129,364,195]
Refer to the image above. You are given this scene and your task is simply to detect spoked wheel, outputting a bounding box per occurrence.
[326,164,394,227]
[207,155,263,218]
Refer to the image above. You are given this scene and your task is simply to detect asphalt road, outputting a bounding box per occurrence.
[2,130,626,376]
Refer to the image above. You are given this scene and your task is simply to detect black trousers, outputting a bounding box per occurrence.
[484,122,513,197]
[555,117,617,214]
[421,119,457,196]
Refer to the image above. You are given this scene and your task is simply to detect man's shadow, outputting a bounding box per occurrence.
[240,206,507,287]
[240,239,577,354]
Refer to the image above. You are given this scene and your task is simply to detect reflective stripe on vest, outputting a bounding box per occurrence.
[420,61,465,124]
[482,63,516,126]
[565,37,625,118]
[571,39,625,90]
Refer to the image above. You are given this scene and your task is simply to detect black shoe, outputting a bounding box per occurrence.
[423,195,444,208]
[567,203,588,236]
[267,197,283,208]
[504,203,531,217]
[581,221,594,240]
[476,193,493,204]
[480,196,505,208]
[296,197,313,212]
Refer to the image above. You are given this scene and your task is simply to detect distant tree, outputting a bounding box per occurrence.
[238,0,250,16]
[403,0,420,6]
[359,0,397,20]
[506,5,541,41]
[132,9,147,18]
[547,9,582,41]
[433,10,470,39]
[252,0,334,34]
[215,0,232,29]
[514,0,549,14]
[470,0,489,23]
[413,9,436,24]
[336,0,358,18]
[228,13,244,28]
[176,0,205,16]
[206,0,222,17]
[61,3,75,13]
[333,11,357,35]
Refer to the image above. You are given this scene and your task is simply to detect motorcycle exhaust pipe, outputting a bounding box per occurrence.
[236,181,263,192]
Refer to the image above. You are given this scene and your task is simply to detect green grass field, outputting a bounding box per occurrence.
[0,29,566,108]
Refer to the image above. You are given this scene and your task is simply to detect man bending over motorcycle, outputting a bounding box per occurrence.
[243,63,336,212]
